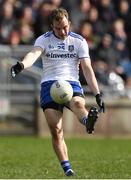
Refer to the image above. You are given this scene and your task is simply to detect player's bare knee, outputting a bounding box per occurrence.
[71,97,85,109]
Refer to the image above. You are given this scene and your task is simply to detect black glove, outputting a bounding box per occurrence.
[95,93,105,113]
[11,62,24,77]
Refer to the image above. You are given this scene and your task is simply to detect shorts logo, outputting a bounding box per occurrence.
[68,45,74,52]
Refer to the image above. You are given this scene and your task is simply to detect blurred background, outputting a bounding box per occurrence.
[0,0,131,137]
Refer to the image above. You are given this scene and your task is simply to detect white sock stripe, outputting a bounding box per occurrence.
[62,162,70,167]
[82,117,87,125]
[83,119,86,124]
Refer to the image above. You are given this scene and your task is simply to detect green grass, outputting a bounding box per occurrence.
[0,136,131,179]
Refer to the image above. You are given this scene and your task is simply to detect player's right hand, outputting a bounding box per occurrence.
[11,62,24,78]
[95,93,105,113]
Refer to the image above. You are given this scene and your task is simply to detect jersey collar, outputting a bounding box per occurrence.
[53,31,71,40]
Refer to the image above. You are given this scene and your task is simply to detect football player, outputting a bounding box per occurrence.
[11,8,105,176]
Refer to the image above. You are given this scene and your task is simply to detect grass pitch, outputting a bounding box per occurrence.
[0,136,131,179]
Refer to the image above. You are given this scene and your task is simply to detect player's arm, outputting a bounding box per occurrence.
[11,47,43,77]
[80,58,105,112]
[81,58,99,95]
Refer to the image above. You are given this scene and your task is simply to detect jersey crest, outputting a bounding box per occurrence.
[68,45,74,52]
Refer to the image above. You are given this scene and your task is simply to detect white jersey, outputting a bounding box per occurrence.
[34,31,90,83]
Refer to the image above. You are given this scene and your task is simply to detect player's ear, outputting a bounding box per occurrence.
[50,23,53,29]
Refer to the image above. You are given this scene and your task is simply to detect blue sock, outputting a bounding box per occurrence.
[61,160,72,174]
[81,116,88,125]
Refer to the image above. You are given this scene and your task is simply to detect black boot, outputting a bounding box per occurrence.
[86,106,99,134]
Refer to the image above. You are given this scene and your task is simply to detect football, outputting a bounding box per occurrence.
[50,80,73,104]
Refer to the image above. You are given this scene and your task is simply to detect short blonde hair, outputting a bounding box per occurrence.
[50,8,69,25]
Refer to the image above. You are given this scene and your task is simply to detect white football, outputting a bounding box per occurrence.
[50,80,73,104]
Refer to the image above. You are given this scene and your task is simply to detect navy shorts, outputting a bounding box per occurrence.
[40,80,84,112]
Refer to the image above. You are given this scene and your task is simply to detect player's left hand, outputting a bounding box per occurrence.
[11,62,24,78]
[95,93,105,113]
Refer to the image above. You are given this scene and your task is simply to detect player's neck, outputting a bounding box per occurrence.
[53,31,70,40]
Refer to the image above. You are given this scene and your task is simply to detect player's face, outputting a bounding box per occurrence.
[52,16,70,39]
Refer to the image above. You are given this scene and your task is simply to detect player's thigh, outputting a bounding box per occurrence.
[44,108,63,132]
